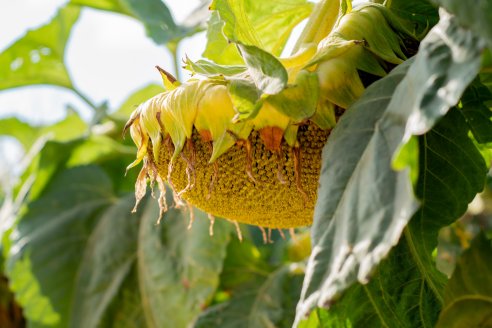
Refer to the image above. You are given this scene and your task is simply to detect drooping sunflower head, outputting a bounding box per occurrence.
[125,2,416,230]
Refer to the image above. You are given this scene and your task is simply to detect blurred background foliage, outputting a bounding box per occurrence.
[0,0,491,327]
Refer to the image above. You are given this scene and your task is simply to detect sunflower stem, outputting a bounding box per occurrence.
[291,0,341,54]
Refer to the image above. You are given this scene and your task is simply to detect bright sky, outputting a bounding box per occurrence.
[0,0,205,124]
[0,0,205,184]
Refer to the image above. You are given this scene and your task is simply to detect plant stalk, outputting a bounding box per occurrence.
[72,87,98,111]
[167,41,181,81]
[291,0,341,54]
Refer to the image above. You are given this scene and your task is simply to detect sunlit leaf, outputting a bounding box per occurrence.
[238,44,287,95]
[204,0,313,64]
[0,5,79,90]
[296,11,484,323]
[70,0,132,15]
[266,70,318,122]
[184,58,247,77]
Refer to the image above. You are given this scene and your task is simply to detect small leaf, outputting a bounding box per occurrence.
[203,11,243,65]
[228,78,262,122]
[0,5,80,90]
[238,44,288,95]
[184,58,247,77]
[437,233,492,328]
[266,70,318,122]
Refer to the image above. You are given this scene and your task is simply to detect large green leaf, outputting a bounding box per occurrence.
[196,266,303,328]
[300,109,487,328]
[204,0,313,64]
[299,235,442,328]
[6,164,231,328]
[71,0,201,44]
[195,237,303,328]
[433,0,492,49]
[295,11,484,324]
[0,5,79,90]
[386,0,439,37]
[436,233,492,328]
[136,199,230,328]
[7,166,114,326]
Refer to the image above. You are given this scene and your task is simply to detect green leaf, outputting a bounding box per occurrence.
[266,70,318,122]
[0,118,38,151]
[136,201,231,328]
[196,265,303,328]
[299,232,443,328]
[99,267,147,328]
[238,44,288,95]
[204,0,313,64]
[70,0,132,15]
[228,78,262,121]
[387,0,439,37]
[6,164,231,327]
[123,0,187,44]
[437,233,492,328]
[299,110,486,328]
[295,62,418,324]
[0,109,87,152]
[0,5,80,90]
[184,58,247,77]
[461,80,492,143]
[433,0,492,49]
[7,166,114,327]
[203,11,243,65]
[296,11,484,323]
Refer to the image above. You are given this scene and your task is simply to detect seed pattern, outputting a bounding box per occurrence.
[151,123,330,228]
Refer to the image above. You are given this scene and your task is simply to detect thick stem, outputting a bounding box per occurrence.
[292,0,341,54]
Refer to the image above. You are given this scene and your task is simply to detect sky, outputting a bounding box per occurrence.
[0,0,206,183]
[0,0,205,123]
